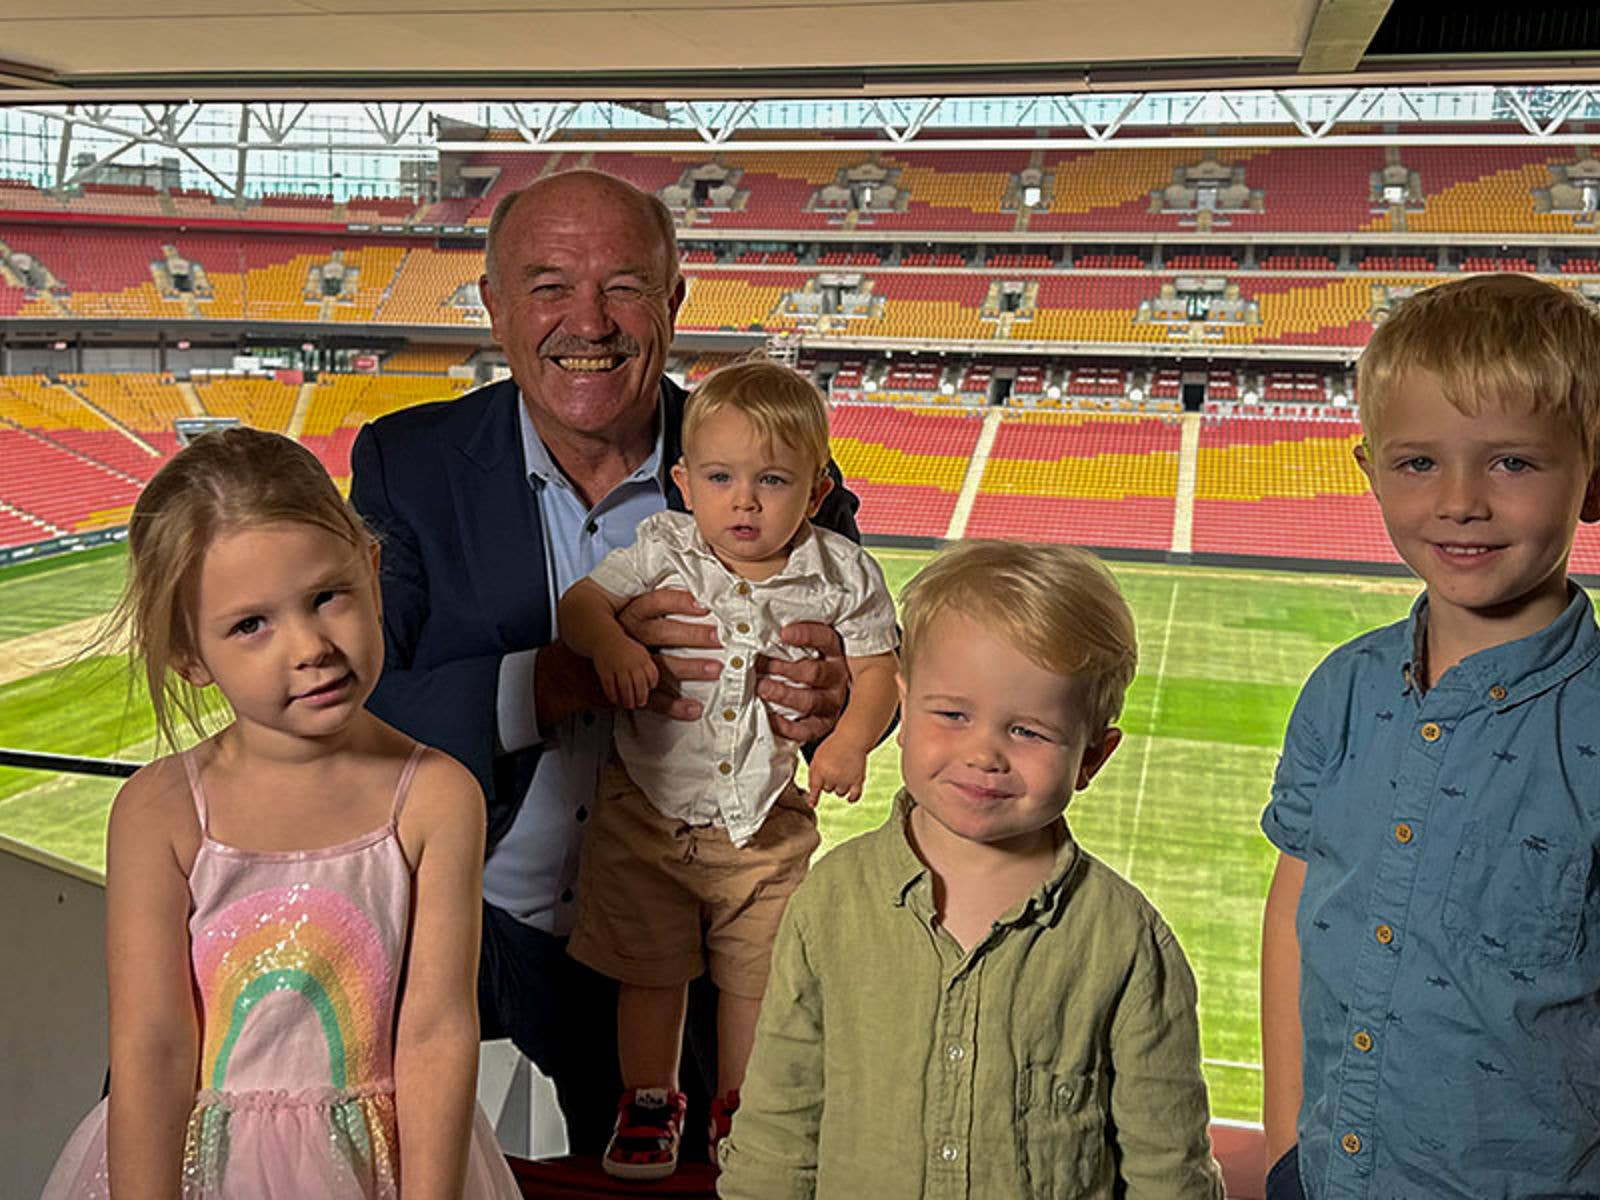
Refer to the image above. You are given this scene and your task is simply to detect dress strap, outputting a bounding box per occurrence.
[180,748,210,836]
[390,742,427,827]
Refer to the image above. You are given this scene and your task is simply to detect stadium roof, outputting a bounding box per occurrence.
[0,0,1597,100]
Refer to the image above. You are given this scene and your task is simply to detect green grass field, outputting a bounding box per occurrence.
[0,544,1419,1122]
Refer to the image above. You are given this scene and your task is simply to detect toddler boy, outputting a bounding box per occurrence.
[720,539,1224,1199]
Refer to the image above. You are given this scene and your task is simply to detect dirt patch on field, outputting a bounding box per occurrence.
[0,615,125,687]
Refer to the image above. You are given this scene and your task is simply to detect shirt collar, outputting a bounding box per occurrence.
[883,789,1082,926]
[516,387,665,493]
[1402,584,1600,709]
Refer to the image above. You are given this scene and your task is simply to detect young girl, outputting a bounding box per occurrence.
[41,428,520,1200]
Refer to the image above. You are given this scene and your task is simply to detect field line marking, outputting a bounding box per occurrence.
[1123,576,1180,879]
[0,555,107,594]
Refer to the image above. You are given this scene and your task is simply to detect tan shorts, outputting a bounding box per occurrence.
[568,763,819,999]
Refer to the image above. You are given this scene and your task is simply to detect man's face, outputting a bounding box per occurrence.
[480,179,684,451]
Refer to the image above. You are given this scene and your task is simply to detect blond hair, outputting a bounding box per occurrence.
[114,426,372,747]
[682,358,831,479]
[899,540,1138,731]
[1358,273,1600,459]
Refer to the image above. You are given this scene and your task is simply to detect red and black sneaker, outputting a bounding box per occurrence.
[708,1088,740,1166]
[601,1087,689,1181]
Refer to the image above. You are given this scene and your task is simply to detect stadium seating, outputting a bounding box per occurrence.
[827,404,983,537]
[1191,413,1397,562]
[192,374,299,432]
[966,411,1180,550]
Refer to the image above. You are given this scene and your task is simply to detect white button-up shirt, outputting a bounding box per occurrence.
[588,509,898,846]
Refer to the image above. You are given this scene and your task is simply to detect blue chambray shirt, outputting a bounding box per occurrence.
[1263,585,1600,1200]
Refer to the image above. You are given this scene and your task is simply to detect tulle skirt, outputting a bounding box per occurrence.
[40,1085,521,1199]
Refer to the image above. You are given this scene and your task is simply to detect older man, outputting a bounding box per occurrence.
[349,170,861,1155]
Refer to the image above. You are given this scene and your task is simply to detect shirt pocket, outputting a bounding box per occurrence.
[1440,819,1589,968]
[1015,1065,1109,1200]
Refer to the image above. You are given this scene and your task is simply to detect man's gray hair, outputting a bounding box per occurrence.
[483,171,680,288]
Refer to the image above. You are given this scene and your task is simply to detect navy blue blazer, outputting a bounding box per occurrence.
[349,375,863,850]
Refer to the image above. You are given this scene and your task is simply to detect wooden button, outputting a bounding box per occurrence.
[1488,684,1507,702]
[1394,823,1413,844]
[1352,1030,1373,1052]
[1341,1132,1362,1155]
[730,655,744,669]
[718,762,732,775]
[1420,722,1442,742]
[1375,923,1394,945]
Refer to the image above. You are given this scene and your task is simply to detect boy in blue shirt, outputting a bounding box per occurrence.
[1261,273,1600,1200]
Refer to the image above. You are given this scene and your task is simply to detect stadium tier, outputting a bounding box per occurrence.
[10,142,1600,238]
[967,412,1180,550]
[827,404,984,537]
[1191,413,1395,563]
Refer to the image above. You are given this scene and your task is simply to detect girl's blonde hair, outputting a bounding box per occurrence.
[899,540,1138,732]
[114,426,373,747]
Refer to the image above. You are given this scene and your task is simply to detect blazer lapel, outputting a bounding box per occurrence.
[446,381,553,652]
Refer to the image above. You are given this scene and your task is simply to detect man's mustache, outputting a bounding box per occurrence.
[539,332,641,358]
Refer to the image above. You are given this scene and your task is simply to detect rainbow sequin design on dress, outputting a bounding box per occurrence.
[184,882,398,1193]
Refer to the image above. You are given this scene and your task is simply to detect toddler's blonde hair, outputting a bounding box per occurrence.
[899,540,1138,732]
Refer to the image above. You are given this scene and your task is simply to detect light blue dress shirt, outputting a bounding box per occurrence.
[1264,585,1600,1199]
[480,394,667,934]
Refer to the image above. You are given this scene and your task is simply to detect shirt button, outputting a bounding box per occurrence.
[1352,1030,1374,1053]
[1054,1083,1073,1103]
[939,1143,959,1162]
[1375,923,1394,945]
[729,655,744,669]
[736,582,750,596]
[1394,822,1413,844]
[1420,721,1442,742]
[723,708,737,721]
[561,888,575,903]
[1488,683,1507,702]
[585,521,598,536]
[946,1043,965,1062]
[1341,1132,1362,1155]
[718,762,732,775]
[736,621,750,634]
[576,806,589,823]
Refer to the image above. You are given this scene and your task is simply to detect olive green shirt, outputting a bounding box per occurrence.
[719,792,1225,1200]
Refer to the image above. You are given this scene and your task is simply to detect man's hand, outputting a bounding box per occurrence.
[756,621,848,744]
[616,587,722,721]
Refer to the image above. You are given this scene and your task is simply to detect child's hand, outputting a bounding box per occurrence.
[595,640,659,709]
[806,734,867,806]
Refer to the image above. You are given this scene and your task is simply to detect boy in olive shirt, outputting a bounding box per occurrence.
[720,540,1224,1200]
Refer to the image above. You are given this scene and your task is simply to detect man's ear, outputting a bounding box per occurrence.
[478,273,501,340]
[667,274,687,330]
[1075,727,1123,791]
[806,472,834,517]
[670,460,694,510]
